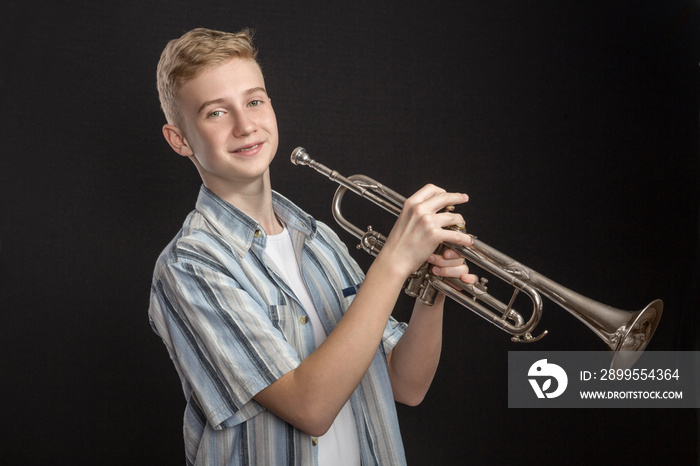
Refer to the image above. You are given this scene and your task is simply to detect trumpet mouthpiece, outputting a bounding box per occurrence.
[290,147,310,166]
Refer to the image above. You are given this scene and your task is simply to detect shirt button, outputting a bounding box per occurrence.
[253,229,262,238]
[311,437,318,446]
[300,316,309,324]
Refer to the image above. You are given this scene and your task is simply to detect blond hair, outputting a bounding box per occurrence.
[156,27,259,127]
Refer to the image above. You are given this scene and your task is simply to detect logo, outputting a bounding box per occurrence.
[528,359,568,398]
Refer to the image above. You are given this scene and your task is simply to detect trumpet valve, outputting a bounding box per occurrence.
[358,227,385,256]
[475,277,489,292]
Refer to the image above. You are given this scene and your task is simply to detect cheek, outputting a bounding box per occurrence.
[268,119,279,152]
[270,116,278,132]
[189,127,224,154]
[266,106,279,133]
[268,118,280,149]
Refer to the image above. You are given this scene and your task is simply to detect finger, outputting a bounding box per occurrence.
[429,253,467,273]
[430,264,478,284]
[416,191,469,214]
[430,263,467,276]
[439,227,474,247]
[405,184,448,204]
[427,253,464,267]
[441,249,462,260]
[433,212,467,230]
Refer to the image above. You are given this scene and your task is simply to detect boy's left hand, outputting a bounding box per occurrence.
[427,248,478,284]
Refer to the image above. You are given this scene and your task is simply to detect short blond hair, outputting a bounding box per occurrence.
[156,27,259,127]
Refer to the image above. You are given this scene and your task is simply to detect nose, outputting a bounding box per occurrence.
[231,109,257,137]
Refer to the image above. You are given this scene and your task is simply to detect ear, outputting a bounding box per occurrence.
[162,124,194,157]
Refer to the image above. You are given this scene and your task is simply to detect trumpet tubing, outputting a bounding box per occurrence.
[291,147,663,369]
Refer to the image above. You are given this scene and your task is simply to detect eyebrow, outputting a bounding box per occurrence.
[196,87,268,114]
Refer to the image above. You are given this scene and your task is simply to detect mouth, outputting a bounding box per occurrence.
[233,143,263,154]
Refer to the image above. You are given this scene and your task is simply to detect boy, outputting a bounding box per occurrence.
[149,27,476,465]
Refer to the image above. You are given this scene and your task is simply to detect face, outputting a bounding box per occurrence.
[166,57,279,194]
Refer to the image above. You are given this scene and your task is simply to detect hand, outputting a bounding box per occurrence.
[379,184,475,279]
[428,248,478,284]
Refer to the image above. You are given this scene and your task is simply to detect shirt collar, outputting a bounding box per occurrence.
[194,185,317,257]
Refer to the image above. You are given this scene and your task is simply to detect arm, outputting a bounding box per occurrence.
[253,255,408,436]
[254,185,475,436]
[386,295,445,406]
[386,250,475,406]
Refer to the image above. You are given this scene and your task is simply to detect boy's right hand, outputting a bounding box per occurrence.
[378,184,475,280]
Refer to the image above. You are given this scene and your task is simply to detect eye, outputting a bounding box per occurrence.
[208,110,225,118]
[248,99,264,107]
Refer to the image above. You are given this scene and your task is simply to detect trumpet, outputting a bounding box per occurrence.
[291,147,663,369]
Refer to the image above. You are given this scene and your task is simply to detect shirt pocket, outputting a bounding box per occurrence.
[341,283,360,298]
[339,282,362,314]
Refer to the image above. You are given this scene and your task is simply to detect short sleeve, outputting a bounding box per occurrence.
[150,260,302,429]
[382,316,407,355]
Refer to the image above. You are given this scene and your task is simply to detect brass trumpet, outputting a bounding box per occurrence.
[291,147,663,369]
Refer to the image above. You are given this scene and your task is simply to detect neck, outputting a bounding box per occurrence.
[205,171,284,235]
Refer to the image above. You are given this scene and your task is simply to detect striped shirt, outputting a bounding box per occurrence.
[149,186,408,465]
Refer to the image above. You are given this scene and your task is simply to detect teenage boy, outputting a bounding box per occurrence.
[149,27,476,465]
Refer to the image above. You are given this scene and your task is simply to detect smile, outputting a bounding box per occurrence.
[234,143,261,153]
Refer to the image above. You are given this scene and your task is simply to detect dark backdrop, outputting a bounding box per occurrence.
[2,1,698,464]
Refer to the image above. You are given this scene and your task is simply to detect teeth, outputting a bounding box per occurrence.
[236,144,259,152]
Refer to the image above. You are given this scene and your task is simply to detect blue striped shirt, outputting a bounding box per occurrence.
[149,186,408,465]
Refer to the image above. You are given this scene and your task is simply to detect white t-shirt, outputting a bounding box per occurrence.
[264,227,361,466]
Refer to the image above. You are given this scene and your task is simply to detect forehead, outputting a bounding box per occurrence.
[179,58,266,107]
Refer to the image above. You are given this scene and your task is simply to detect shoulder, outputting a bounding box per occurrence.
[152,209,238,280]
[314,220,348,249]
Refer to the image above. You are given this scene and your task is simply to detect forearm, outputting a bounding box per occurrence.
[387,293,445,406]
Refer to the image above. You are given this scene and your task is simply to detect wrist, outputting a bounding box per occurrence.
[369,250,414,289]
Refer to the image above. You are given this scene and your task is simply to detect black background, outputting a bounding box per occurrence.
[2,1,698,464]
